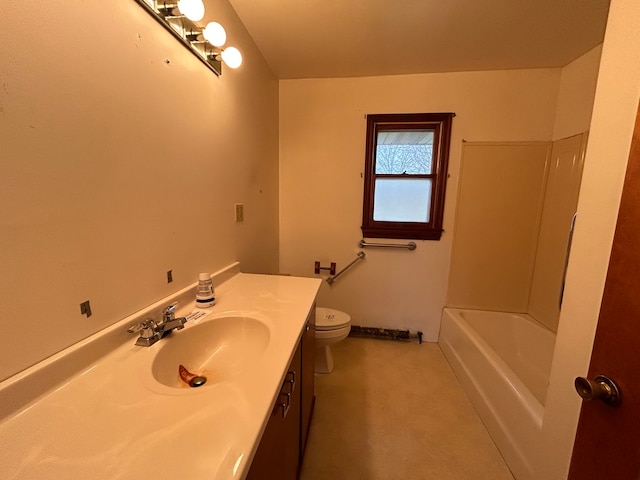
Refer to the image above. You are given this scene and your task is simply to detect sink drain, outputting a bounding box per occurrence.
[179,364,207,388]
[188,376,207,388]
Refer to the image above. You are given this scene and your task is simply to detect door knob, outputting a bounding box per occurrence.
[574,375,621,407]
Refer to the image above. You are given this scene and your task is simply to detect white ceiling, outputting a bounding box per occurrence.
[228,0,610,79]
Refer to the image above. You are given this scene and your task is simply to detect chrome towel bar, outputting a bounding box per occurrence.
[358,240,417,250]
[326,252,366,285]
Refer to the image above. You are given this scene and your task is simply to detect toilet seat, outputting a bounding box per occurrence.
[316,307,351,331]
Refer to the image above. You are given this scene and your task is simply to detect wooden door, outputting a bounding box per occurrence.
[568,104,640,478]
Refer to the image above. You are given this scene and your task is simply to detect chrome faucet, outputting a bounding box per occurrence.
[127,302,187,346]
[160,303,187,334]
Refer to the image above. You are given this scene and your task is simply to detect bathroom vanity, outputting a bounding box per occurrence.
[0,267,321,480]
[246,305,315,479]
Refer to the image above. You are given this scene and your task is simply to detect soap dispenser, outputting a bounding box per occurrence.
[196,273,216,308]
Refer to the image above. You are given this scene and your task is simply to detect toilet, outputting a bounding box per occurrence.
[315,307,351,373]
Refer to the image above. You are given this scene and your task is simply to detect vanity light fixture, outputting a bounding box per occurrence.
[177,0,205,21]
[203,21,226,46]
[134,0,243,76]
[221,46,242,69]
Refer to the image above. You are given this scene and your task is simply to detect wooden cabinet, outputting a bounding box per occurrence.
[247,306,316,480]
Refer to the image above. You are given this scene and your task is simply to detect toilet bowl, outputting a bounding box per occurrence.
[315,307,351,374]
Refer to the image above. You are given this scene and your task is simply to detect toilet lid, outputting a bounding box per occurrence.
[315,307,351,330]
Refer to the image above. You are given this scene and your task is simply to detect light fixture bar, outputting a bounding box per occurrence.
[133,0,223,76]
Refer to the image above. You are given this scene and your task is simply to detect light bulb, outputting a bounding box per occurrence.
[221,47,242,69]
[203,22,227,47]
[177,0,205,21]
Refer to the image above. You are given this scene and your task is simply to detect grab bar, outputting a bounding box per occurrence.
[326,252,366,285]
[559,212,578,308]
[358,240,417,250]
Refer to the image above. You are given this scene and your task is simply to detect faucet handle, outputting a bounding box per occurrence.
[162,302,179,321]
[127,318,157,338]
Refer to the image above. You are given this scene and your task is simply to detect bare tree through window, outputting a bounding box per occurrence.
[376,143,433,174]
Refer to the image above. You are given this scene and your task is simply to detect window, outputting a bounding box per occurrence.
[361,113,454,240]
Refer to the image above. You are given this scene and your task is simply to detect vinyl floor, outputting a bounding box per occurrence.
[299,337,514,480]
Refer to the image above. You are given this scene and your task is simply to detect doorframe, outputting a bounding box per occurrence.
[533,1,640,478]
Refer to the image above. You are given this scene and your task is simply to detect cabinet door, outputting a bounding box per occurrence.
[247,343,301,480]
[300,305,316,457]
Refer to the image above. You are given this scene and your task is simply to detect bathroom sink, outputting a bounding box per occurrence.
[151,315,271,389]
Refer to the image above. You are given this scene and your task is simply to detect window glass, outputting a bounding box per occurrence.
[375,130,434,175]
[373,178,432,222]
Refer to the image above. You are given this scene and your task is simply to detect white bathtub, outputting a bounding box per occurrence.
[439,308,556,480]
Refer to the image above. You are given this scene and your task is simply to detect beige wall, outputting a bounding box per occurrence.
[279,69,560,340]
[525,47,601,333]
[447,47,600,328]
[447,135,588,332]
[553,46,603,141]
[528,133,587,332]
[535,0,640,477]
[448,142,551,312]
[0,0,280,381]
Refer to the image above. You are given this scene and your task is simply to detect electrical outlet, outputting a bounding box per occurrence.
[235,203,244,222]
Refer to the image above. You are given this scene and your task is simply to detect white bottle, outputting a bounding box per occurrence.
[196,273,216,308]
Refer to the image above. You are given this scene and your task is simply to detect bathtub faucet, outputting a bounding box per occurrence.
[127,303,187,347]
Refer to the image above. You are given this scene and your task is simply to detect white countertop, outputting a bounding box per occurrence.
[0,272,321,480]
